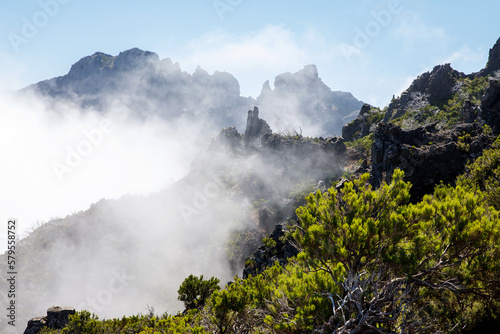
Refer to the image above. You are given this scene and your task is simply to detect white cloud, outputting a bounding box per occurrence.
[441,45,487,73]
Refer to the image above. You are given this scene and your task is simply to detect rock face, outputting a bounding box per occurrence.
[212,108,347,182]
[371,122,492,200]
[481,78,500,132]
[341,103,385,141]
[24,306,75,334]
[256,65,364,136]
[242,224,299,279]
[384,64,465,122]
[261,133,347,175]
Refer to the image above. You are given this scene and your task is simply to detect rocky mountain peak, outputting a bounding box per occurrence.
[65,48,159,80]
[259,80,272,97]
[273,64,320,91]
[384,63,465,121]
[480,36,500,76]
[256,65,364,136]
[66,52,114,80]
[299,64,319,79]
[112,47,159,70]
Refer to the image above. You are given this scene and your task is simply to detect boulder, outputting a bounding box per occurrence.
[24,306,75,334]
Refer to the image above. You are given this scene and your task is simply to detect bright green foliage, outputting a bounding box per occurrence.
[295,170,411,277]
[208,262,337,333]
[178,275,221,310]
[457,132,472,152]
[210,279,252,333]
[294,169,500,333]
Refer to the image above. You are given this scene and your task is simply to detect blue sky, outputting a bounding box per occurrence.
[1,0,500,106]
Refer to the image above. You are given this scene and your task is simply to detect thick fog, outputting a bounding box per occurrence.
[0,90,199,242]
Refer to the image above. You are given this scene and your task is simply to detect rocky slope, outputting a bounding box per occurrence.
[383,63,466,122]
[341,36,500,202]
[370,122,493,200]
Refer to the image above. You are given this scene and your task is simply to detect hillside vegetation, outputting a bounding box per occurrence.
[39,137,500,333]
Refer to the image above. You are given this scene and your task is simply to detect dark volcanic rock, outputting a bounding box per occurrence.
[242,224,299,279]
[24,317,46,334]
[256,65,364,136]
[341,103,384,141]
[384,64,465,122]
[371,122,492,200]
[260,132,347,182]
[24,306,75,334]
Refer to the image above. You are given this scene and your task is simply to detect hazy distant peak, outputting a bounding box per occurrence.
[113,48,160,71]
[193,65,210,78]
[260,80,272,97]
[300,64,319,79]
[117,47,158,59]
[257,65,364,136]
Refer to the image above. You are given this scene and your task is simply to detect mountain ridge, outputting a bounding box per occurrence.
[25,48,364,136]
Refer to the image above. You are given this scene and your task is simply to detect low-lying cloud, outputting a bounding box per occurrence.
[0,91,201,243]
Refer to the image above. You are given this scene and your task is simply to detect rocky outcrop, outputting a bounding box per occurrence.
[24,306,75,334]
[260,132,347,183]
[210,126,243,152]
[342,104,385,141]
[480,77,500,132]
[371,122,493,200]
[384,64,465,122]
[27,48,253,130]
[242,224,299,279]
[477,37,500,77]
[244,107,272,147]
[256,65,364,136]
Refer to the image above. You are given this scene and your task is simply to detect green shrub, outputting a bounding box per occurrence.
[178,275,221,311]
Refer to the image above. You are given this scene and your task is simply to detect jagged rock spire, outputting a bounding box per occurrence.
[244,107,271,147]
